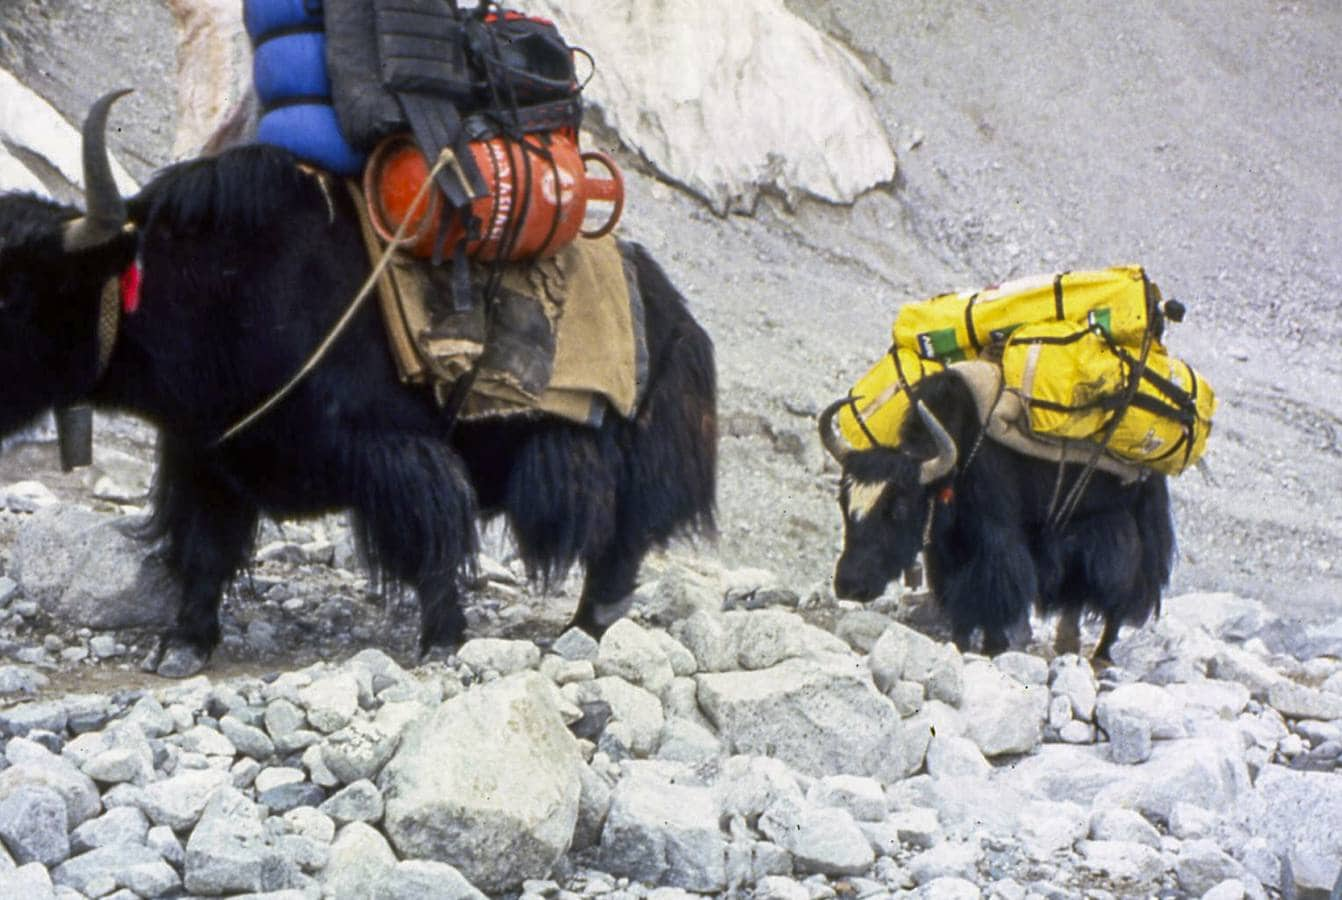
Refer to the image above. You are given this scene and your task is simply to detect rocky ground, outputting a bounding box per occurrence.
[2,0,1342,898]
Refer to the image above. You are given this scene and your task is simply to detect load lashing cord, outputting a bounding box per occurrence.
[1044,276,1161,531]
[436,1,572,425]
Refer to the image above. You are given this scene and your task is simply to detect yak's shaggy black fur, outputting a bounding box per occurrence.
[830,371,1174,661]
[0,142,716,675]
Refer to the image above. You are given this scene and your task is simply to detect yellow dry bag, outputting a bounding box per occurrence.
[893,265,1159,363]
[1001,321,1216,475]
[836,347,945,450]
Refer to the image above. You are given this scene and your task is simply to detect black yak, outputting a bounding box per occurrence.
[0,92,716,676]
[818,369,1174,663]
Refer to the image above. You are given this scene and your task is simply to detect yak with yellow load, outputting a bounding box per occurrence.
[818,266,1214,662]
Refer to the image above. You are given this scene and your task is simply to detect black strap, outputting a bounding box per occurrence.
[251,23,324,49]
[963,292,982,354]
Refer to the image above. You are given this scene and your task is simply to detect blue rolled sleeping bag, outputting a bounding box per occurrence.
[243,0,365,176]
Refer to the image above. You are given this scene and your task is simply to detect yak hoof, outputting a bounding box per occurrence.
[142,636,210,679]
[575,593,636,638]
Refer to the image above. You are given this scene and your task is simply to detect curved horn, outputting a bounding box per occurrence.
[62,89,133,252]
[817,397,853,464]
[916,400,958,484]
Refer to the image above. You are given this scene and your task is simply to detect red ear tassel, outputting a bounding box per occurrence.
[937,485,955,505]
[120,260,142,314]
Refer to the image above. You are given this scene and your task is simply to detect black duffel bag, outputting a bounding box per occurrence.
[325,0,582,153]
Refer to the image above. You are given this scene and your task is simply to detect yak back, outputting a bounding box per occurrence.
[130,144,328,237]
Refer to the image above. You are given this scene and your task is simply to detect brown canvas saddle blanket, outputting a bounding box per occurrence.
[951,361,1145,484]
[348,183,648,426]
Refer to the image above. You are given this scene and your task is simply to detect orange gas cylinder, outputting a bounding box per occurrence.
[364,131,624,261]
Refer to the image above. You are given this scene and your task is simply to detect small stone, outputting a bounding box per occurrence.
[319,779,384,825]
[1058,720,1095,744]
[253,767,305,794]
[174,725,236,758]
[299,673,360,734]
[0,785,71,865]
[147,825,184,868]
[82,748,151,785]
[759,795,874,876]
[88,636,121,659]
[52,844,180,898]
[257,780,325,813]
[0,702,69,738]
[139,767,232,830]
[377,859,489,900]
[4,481,59,512]
[0,666,48,696]
[457,638,541,676]
[0,863,57,899]
[284,806,336,843]
[1105,711,1153,765]
[219,715,276,760]
[551,629,600,662]
[70,806,149,853]
[806,775,888,822]
[59,647,88,664]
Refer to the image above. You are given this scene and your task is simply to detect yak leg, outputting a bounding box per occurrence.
[146,450,259,678]
[1054,606,1083,656]
[346,433,478,654]
[572,543,643,637]
[1092,617,1122,668]
[939,522,1037,657]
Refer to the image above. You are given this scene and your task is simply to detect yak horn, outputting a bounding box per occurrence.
[817,397,853,463]
[916,401,958,484]
[62,89,132,252]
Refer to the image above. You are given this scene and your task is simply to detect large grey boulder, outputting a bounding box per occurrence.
[0,785,70,866]
[868,623,964,706]
[0,739,102,830]
[323,822,397,900]
[529,0,895,213]
[1238,765,1342,894]
[372,860,488,900]
[137,768,231,832]
[600,771,727,891]
[758,793,874,876]
[1004,739,1250,826]
[696,656,912,781]
[11,506,176,630]
[184,787,298,895]
[959,661,1045,757]
[381,673,583,893]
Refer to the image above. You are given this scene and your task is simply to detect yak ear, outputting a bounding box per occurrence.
[915,401,957,484]
[62,89,133,253]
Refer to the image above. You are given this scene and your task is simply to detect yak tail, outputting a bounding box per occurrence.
[622,241,718,543]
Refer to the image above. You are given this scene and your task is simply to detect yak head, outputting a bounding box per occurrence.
[818,395,958,602]
[0,90,135,436]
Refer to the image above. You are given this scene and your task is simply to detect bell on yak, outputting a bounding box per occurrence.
[365,131,624,262]
[55,403,94,471]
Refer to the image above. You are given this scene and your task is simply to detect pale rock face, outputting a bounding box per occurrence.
[0,67,137,197]
[528,0,896,212]
[167,0,254,158]
[161,0,893,214]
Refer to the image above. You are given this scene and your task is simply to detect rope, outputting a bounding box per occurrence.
[1046,307,1158,530]
[214,149,462,447]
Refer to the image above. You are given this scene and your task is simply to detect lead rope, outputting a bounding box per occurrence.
[214,149,463,447]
